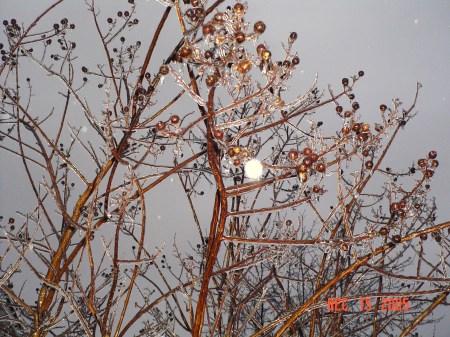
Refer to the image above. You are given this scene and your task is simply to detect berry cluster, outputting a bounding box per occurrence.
[287,147,326,182]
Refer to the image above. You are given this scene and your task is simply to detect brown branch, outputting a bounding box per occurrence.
[399,292,449,337]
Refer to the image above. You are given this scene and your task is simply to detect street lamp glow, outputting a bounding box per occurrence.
[244,159,263,180]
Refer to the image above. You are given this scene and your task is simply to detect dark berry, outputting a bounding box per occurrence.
[392,235,401,243]
[289,32,298,41]
[379,227,388,235]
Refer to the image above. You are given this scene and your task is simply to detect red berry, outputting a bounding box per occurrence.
[237,60,252,74]
[204,50,213,59]
[234,31,245,44]
[312,185,321,193]
[315,162,326,173]
[352,123,361,133]
[179,47,192,59]
[156,121,166,131]
[425,170,434,178]
[303,147,312,156]
[288,149,299,161]
[202,22,214,35]
[233,3,245,14]
[214,13,224,24]
[303,156,313,167]
[256,44,266,54]
[213,129,224,139]
[417,158,427,168]
[289,32,298,41]
[296,164,307,174]
[170,115,180,124]
[379,227,388,235]
[254,21,266,34]
[390,202,400,213]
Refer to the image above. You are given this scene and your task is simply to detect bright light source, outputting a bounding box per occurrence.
[244,159,263,180]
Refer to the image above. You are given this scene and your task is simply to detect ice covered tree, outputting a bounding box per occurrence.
[0,1,449,336]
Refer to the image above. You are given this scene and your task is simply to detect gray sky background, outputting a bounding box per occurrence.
[1,0,449,336]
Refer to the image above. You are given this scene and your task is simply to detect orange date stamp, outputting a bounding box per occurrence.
[327,297,410,312]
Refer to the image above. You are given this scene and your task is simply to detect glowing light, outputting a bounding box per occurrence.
[244,159,263,180]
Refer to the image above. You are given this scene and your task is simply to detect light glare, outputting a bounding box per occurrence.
[244,159,263,180]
